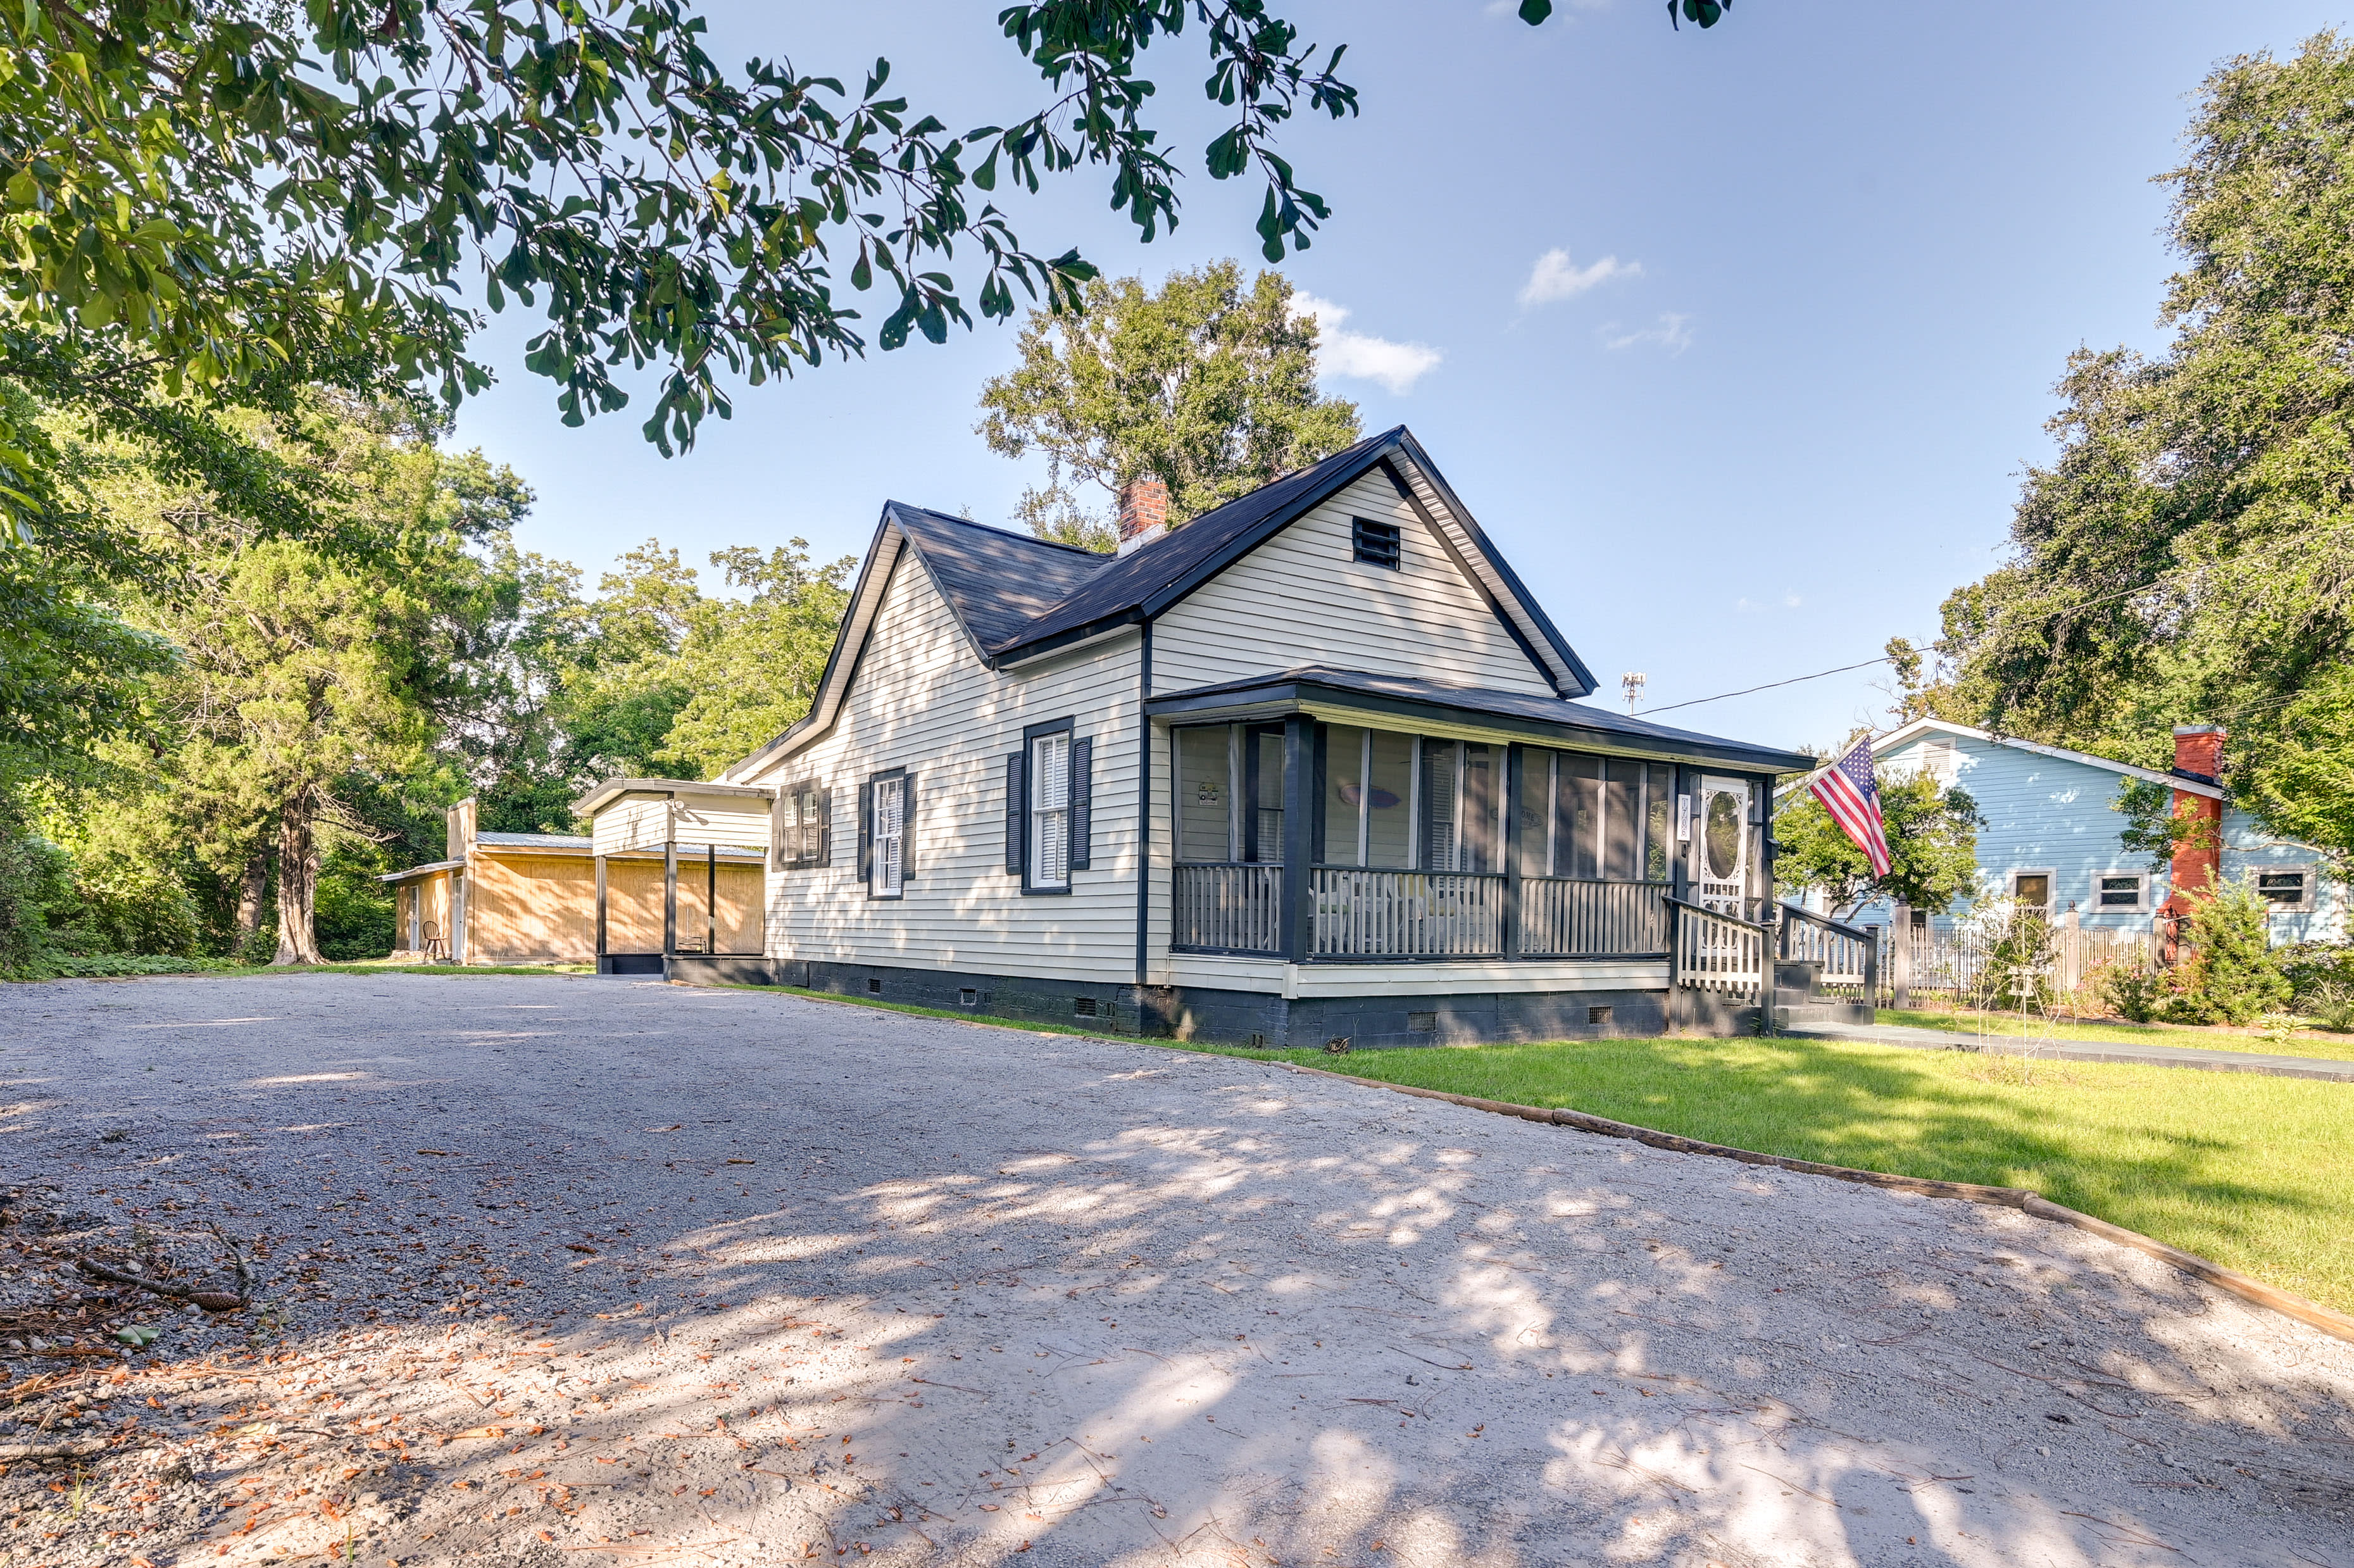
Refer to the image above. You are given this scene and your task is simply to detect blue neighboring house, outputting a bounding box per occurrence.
[1786,717,2342,942]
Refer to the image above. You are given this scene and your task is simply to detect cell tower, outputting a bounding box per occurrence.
[1621,672,1646,713]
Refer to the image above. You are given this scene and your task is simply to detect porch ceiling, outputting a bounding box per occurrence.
[1146,666,1816,775]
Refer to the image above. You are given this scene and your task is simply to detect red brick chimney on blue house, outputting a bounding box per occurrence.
[2162,724,2226,924]
[1115,476,1169,556]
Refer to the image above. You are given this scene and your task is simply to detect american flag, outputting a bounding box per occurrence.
[1811,737,1891,877]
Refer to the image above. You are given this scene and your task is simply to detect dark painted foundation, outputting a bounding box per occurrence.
[658,954,1747,1046]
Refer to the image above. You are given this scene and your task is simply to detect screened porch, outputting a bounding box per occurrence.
[1170,718,1703,961]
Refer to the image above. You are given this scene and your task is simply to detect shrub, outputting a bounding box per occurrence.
[2281,941,2354,1009]
[2306,981,2354,1034]
[2172,881,2293,1025]
[2098,961,2169,1024]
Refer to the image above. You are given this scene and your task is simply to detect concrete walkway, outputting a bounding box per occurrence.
[1781,1017,2354,1081]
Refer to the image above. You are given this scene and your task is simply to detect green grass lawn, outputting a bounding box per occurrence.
[1177,1033,2354,1317]
[1877,1007,2354,1063]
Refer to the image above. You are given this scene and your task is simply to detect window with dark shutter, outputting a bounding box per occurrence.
[773,779,832,869]
[1005,752,1026,874]
[1351,517,1401,570]
[1019,718,1080,894]
[1069,738,1092,870]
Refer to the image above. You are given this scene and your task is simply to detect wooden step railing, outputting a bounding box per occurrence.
[1778,903,1878,1000]
[1667,896,1767,1005]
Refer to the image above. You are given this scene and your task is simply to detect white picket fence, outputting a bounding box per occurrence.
[1874,920,2159,1009]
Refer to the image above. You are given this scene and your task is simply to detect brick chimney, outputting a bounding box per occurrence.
[2172,724,2224,784]
[2159,726,2224,935]
[1115,475,1169,556]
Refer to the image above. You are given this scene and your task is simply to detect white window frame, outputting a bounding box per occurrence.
[2091,870,2147,913]
[2007,867,2057,912]
[870,774,906,900]
[2252,865,2315,913]
[1029,731,1072,892]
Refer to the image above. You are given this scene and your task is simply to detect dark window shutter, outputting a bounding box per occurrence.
[1069,737,1092,871]
[1005,751,1026,875]
[858,781,873,882]
[817,786,832,867]
[899,771,918,878]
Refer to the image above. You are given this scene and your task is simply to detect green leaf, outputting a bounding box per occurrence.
[1518,0,1554,22]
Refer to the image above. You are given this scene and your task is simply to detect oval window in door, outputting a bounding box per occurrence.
[1705,792,1743,879]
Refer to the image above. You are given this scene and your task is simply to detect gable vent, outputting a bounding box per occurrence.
[1351,517,1401,570]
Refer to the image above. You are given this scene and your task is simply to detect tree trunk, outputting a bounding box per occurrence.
[235,850,269,944]
[272,797,324,965]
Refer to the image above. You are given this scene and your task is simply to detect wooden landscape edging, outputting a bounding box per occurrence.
[1282,1063,2354,1348]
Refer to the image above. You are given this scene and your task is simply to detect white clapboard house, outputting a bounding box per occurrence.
[575,427,1815,1045]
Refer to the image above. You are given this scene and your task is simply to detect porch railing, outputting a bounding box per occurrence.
[1173,863,1284,954]
[1667,895,1767,1004]
[1310,869,1505,958]
[1518,877,1669,957]
[1779,903,1877,999]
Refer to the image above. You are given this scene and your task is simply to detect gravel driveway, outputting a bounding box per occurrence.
[2,973,2350,1568]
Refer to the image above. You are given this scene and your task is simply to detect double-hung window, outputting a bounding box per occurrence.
[1010,720,1091,894]
[868,774,907,899]
[2256,868,2313,910]
[772,780,830,871]
[1030,732,1071,889]
[2094,872,2146,911]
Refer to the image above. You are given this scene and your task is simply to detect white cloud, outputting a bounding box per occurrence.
[1290,293,1444,394]
[1601,312,1695,353]
[1518,248,1641,306]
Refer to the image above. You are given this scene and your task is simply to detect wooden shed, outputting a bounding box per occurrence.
[380,798,764,966]
[571,779,775,974]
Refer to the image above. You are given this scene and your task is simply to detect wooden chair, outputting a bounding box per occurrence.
[420,920,449,961]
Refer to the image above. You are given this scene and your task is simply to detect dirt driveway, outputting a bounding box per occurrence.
[2,974,2350,1567]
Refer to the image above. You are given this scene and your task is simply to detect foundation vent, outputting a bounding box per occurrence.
[959,988,978,1007]
[866,977,884,994]
[1406,1012,1437,1034]
[1073,996,1099,1019]
[1588,1005,1613,1026]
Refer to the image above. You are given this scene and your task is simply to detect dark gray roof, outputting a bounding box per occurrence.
[1145,666,1817,774]
[477,831,591,850]
[886,504,1110,655]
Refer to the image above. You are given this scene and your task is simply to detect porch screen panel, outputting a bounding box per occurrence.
[1557,755,1601,879]
[1515,748,1553,879]
[1176,726,1233,861]
[1602,759,1641,880]
[1462,744,1500,874]
[1365,731,1415,868]
[1643,763,1675,881]
[1322,725,1368,865]
[1248,726,1286,864]
[1420,740,1458,871]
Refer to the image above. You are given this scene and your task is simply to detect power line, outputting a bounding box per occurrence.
[1635,656,1892,717]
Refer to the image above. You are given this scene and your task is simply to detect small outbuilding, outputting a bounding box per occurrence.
[379,798,765,966]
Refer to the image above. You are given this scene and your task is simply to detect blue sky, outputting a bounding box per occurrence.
[453,1,2346,754]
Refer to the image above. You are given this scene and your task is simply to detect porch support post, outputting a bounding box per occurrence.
[1890,903,1912,1009]
[1280,714,1313,964]
[594,855,608,965]
[1502,744,1524,958]
[663,839,679,959]
[706,843,717,956]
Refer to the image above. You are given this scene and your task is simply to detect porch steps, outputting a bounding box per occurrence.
[1771,998,1874,1029]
